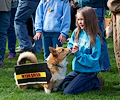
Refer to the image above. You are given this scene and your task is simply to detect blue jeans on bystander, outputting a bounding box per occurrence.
[0,11,10,61]
[7,7,17,56]
[14,0,42,53]
[42,32,62,60]
[94,7,111,71]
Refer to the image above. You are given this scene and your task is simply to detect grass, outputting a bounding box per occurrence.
[0,37,120,100]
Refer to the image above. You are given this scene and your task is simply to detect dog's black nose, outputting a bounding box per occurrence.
[69,47,73,51]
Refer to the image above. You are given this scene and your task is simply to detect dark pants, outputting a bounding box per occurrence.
[70,6,78,32]
[15,0,42,53]
[94,7,111,71]
[42,32,62,60]
[59,71,100,94]
[7,7,17,55]
[0,11,10,61]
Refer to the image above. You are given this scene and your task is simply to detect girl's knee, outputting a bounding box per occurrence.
[63,89,72,94]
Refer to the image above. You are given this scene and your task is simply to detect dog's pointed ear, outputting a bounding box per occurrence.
[49,47,57,57]
[49,47,56,53]
[56,44,58,48]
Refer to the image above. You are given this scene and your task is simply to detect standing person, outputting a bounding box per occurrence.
[33,0,71,60]
[14,0,42,54]
[76,0,111,72]
[0,0,12,67]
[70,0,80,32]
[107,0,120,73]
[59,7,104,94]
[7,0,18,59]
[27,17,34,44]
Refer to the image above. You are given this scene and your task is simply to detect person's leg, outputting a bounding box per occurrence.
[14,0,38,50]
[52,32,62,49]
[26,17,34,44]
[59,71,78,91]
[113,13,120,73]
[42,32,53,60]
[63,72,100,94]
[0,11,10,66]
[7,8,17,58]
[94,8,111,71]
[32,11,42,54]
[70,6,78,32]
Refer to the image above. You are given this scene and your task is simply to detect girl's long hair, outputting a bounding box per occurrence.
[75,6,103,47]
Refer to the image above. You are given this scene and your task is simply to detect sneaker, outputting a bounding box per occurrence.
[0,60,4,68]
[7,53,16,59]
[98,78,105,91]
[15,48,33,53]
[99,69,109,73]
[16,46,21,49]
[113,84,120,88]
[58,81,70,91]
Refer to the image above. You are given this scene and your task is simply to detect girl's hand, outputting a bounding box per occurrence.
[71,45,79,54]
[58,35,66,44]
[33,32,42,40]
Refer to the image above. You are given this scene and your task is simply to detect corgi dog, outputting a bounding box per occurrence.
[14,45,71,94]
[105,18,113,38]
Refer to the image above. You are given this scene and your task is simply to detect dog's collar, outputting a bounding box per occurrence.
[54,64,62,68]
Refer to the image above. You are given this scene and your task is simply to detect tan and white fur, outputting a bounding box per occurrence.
[105,18,113,38]
[14,44,70,94]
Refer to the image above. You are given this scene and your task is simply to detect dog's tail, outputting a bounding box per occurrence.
[17,52,38,65]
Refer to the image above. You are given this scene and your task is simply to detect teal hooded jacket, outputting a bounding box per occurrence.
[67,29,101,72]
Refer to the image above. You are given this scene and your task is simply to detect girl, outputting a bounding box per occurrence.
[33,0,71,60]
[59,6,104,94]
[75,0,111,72]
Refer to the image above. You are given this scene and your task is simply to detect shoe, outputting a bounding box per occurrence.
[113,84,120,88]
[99,69,109,73]
[58,81,70,91]
[7,53,16,59]
[16,46,20,49]
[0,60,4,68]
[15,48,33,53]
[98,78,105,91]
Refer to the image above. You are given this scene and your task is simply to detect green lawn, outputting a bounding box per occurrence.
[0,37,120,100]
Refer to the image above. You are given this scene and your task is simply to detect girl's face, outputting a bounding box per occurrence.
[77,12,84,29]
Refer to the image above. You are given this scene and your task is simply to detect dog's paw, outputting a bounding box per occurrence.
[44,88,51,94]
[14,73,18,85]
[18,85,28,89]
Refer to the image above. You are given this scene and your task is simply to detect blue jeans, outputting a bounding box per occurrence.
[32,12,42,54]
[42,32,62,60]
[59,71,100,94]
[94,8,111,71]
[0,11,10,61]
[14,0,42,53]
[7,8,17,55]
